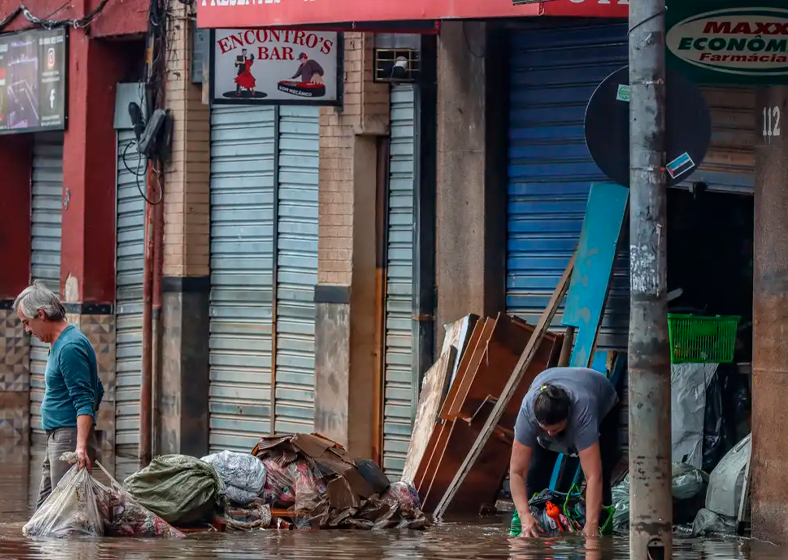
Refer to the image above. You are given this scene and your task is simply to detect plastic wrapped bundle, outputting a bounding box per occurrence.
[23,453,184,539]
[287,459,327,514]
[262,459,296,506]
[23,454,108,538]
[383,482,421,517]
[201,451,267,506]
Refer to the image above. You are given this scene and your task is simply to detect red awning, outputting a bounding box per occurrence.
[197,0,627,31]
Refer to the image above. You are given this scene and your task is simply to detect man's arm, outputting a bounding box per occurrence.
[75,414,93,473]
[60,343,96,472]
[578,441,603,536]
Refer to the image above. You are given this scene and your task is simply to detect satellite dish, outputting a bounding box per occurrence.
[584,66,712,188]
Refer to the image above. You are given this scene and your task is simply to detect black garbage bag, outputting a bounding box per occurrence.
[702,366,751,473]
[702,371,725,473]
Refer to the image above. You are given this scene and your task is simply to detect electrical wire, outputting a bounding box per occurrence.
[0,0,112,32]
[122,140,163,205]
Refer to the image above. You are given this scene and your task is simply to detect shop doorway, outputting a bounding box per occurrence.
[667,188,754,363]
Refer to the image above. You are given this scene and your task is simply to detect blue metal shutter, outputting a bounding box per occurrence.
[506,20,630,351]
[114,129,146,480]
[29,132,64,441]
[383,85,416,479]
[209,106,276,452]
[274,106,319,434]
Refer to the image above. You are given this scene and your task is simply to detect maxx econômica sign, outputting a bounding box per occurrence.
[666,1,788,84]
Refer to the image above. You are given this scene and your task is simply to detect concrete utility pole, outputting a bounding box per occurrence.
[628,0,673,558]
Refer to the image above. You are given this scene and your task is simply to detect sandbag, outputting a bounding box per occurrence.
[124,455,225,525]
[201,451,266,506]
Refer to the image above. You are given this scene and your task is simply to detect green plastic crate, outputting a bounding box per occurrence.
[667,314,740,364]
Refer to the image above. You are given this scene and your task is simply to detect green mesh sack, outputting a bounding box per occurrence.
[123,455,226,525]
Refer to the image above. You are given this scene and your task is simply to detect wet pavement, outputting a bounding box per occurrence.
[0,440,782,560]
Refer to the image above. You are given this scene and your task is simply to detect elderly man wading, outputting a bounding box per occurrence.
[15,282,104,508]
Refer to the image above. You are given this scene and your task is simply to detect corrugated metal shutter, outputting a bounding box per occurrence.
[274,107,319,434]
[506,21,755,353]
[114,129,146,480]
[209,106,276,452]
[506,20,630,352]
[29,132,64,440]
[382,85,416,479]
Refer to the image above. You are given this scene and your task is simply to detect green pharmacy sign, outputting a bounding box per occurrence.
[666,3,788,84]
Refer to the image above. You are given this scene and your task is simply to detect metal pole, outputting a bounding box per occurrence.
[628,0,673,558]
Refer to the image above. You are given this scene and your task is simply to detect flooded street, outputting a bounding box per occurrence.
[0,440,781,560]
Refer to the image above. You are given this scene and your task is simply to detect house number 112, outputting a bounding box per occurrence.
[763,106,782,138]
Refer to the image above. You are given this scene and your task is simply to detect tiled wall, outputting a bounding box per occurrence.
[0,307,30,442]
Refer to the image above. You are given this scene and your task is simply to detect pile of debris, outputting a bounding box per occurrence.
[252,433,428,529]
[23,434,428,538]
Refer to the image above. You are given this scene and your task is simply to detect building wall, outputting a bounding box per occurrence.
[158,0,211,458]
[0,0,147,36]
[0,9,147,488]
[314,32,390,459]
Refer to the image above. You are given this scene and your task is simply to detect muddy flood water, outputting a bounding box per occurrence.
[0,441,783,560]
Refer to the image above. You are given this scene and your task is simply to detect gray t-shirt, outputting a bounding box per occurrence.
[514,367,618,456]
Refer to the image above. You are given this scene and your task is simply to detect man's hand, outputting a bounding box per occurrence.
[519,511,544,538]
[76,445,92,474]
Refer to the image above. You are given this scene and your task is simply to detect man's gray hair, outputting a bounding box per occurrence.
[14,281,67,322]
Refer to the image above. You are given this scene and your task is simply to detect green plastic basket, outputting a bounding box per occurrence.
[667,314,740,364]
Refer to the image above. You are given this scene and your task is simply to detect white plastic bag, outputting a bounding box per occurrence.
[201,451,266,505]
[23,453,109,538]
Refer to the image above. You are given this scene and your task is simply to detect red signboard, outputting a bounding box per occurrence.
[197,0,628,30]
[540,0,628,18]
[197,0,541,30]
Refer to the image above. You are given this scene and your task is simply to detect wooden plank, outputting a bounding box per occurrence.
[439,319,492,420]
[443,314,479,388]
[417,420,453,502]
[444,318,496,419]
[432,252,577,518]
[452,315,553,427]
[562,183,629,368]
[413,421,444,492]
[401,347,456,484]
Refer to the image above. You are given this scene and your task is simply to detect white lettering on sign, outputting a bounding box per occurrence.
[763,106,782,138]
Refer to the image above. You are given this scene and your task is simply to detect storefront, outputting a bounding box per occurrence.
[207,104,320,452]
[504,17,755,466]
[504,17,754,347]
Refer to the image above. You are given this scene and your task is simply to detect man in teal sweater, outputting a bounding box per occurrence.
[15,282,104,508]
